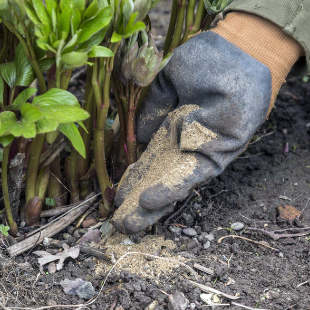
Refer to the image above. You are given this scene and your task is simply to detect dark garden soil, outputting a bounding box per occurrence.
[1,5,310,310]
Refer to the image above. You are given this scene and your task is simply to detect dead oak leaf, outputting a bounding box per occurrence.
[277,205,301,224]
[34,246,80,273]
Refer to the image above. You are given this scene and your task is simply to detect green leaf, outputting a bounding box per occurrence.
[88,46,114,58]
[15,44,35,86]
[37,105,89,123]
[45,197,56,207]
[10,120,36,138]
[125,20,145,37]
[73,0,86,11]
[78,28,108,52]
[33,89,89,123]
[111,31,123,43]
[0,62,16,88]
[0,135,14,147]
[0,77,4,105]
[111,12,145,43]
[62,51,88,67]
[46,131,59,143]
[31,0,50,25]
[63,32,80,53]
[0,111,17,136]
[0,0,8,11]
[33,88,80,107]
[59,122,86,158]
[71,10,82,34]
[20,103,42,123]
[36,119,59,134]
[13,87,37,107]
[25,3,41,25]
[78,7,112,43]
[84,0,99,19]
[45,0,57,15]
[0,224,10,236]
[77,120,88,133]
[59,5,73,41]
[39,58,55,72]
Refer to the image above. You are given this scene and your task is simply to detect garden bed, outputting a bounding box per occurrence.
[1,4,310,310]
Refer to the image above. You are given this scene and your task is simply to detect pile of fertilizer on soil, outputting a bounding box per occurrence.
[96,233,187,281]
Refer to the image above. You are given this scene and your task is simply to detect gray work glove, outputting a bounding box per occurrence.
[111,27,293,233]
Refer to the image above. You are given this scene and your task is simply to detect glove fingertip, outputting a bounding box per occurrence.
[139,184,169,211]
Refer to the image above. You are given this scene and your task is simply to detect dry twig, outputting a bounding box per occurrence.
[188,280,240,300]
[193,263,214,276]
[231,301,269,310]
[246,227,310,241]
[7,194,99,257]
[218,235,279,251]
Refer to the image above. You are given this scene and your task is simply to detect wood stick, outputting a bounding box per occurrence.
[7,194,98,257]
[188,280,240,300]
[193,263,214,275]
[40,203,80,218]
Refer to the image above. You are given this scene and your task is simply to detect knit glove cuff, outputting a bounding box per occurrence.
[212,12,303,114]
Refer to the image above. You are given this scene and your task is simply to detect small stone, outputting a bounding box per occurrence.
[197,235,204,242]
[67,226,75,234]
[100,220,114,238]
[169,225,182,235]
[47,299,57,306]
[182,228,197,237]
[200,293,212,305]
[79,229,101,244]
[121,238,135,245]
[189,303,196,310]
[145,300,158,310]
[48,262,57,274]
[82,217,97,228]
[63,233,71,240]
[168,291,189,310]
[60,278,95,300]
[201,222,209,232]
[182,213,194,226]
[231,243,239,254]
[267,290,281,300]
[187,240,199,250]
[73,230,81,238]
[231,222,245,231]
[203,241,211,250]
[200,232,214,242]
[279,252,284,258]
[194,226,202,234]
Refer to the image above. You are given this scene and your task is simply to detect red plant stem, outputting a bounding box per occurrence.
[25,134,45,203]
[126,83,143,165]
[48,156,65,206]
[65,154,80,203]
[2,145,18,235]
[78,69,95,198]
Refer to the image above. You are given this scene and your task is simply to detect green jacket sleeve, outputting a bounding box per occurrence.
[224,0,310,74]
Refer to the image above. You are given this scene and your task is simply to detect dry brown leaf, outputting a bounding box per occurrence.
[33,246,80,273]
[277,205,301,224]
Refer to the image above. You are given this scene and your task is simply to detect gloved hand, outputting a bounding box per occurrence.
[112,12,303,234]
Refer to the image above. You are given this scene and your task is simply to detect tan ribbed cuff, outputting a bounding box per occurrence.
[212,12,303,115]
